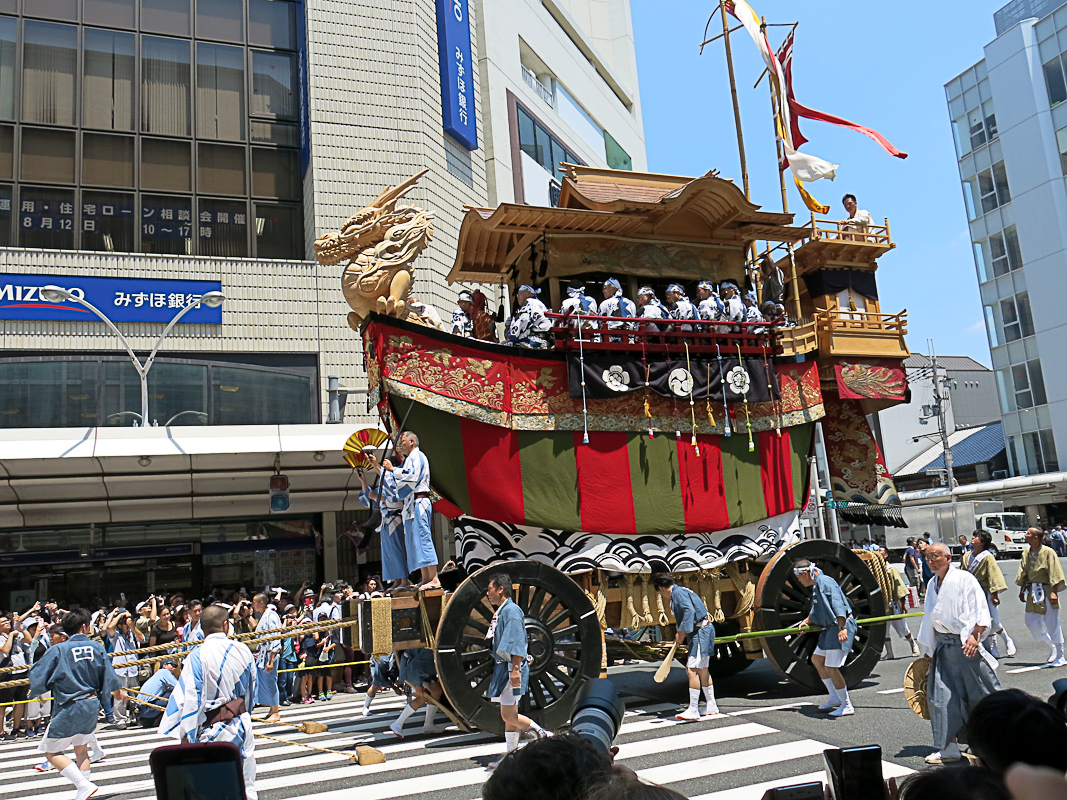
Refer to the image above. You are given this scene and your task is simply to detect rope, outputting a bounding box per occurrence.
[278,659,370,674]
[623,575,643,629]
[724,562,756,620]
[583,571,607,629]
[0,695,52,707]
[638,574,655,626]
[856,549,894,602]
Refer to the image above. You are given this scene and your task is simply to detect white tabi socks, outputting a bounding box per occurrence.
[818,678,841,710]
[361,694,373,716]
[829,686,855,717]
[489,731,521,769]
[1000,630,1017,657]
[389,703,417,738]
[60,763,97,800]
[702,684,719,716]
[1052,644,1067,668]
[675,688,701,721]
[422,703,446,734]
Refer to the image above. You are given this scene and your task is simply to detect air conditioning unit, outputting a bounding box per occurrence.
[992,470,1008,479]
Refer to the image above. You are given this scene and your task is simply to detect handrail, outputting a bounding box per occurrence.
[814,308,907,333]
[806,212,892,247]
[546,311,783,356]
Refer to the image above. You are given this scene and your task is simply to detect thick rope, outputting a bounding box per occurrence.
[638,574,655,626]
[623,575,643,629]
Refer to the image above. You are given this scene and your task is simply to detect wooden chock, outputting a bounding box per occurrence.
[299,720,329,734]
[354,745,386,765]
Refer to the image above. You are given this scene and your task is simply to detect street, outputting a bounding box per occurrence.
[1,558,1063,800]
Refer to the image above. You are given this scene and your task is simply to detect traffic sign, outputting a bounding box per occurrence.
[269,474,290,513]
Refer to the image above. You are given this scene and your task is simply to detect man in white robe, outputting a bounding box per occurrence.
[160,605,258,800]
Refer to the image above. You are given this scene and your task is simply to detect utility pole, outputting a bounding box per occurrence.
[928,340,956,495]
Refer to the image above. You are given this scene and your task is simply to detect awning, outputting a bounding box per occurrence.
[0,424,371,529]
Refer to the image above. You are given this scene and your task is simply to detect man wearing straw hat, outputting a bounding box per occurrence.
[917,542,999,765]
[793,560,857,717]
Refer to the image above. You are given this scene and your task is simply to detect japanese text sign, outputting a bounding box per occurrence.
[435,0,477,151]
[0,273,223,324]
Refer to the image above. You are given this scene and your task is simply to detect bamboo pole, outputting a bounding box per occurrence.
[719,1,750,203]
[715,612,923,644]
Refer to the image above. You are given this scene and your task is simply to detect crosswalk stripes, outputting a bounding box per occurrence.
[0,690,912,800]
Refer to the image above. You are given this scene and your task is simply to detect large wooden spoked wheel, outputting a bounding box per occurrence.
[434,560,604,735]
[707,618,752,679]
[755,539,887,691]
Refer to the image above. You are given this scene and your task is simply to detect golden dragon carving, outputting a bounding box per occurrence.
[313,169,435,331]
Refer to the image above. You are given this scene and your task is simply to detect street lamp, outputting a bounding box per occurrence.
[40,285,225,426]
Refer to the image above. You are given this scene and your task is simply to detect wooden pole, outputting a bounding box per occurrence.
[720,1,750,202]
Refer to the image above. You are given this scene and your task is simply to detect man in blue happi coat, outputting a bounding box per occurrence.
[360,454,410,591]
[384,431,440,589]
[795,559,858,717]
[160,605,258,800]
[29,608,128,800]
[654,575,718,720]
[485,571,549,767]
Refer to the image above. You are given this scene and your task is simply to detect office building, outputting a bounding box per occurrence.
[0,0,646,603]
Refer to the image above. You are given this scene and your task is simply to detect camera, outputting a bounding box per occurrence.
[569,678,624,755]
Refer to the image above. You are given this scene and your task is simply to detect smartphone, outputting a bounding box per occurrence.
[150,742,246,800]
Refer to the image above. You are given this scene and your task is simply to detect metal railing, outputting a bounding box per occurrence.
[521,64,555,107]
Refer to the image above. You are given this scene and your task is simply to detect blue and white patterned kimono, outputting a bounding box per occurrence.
[254,605,282,707]
[394,447,437,573]
[506,297,552,348]
[160,632,258,800]
[486,598,529,700]
[669,296,699,332]
[29,634,119,744]
[361,470,407,582]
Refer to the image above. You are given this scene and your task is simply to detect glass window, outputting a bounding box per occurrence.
[0,361,100,428]
[989,232,1009,278]
[0,183,12,246]
[1040,429,1059,472]
[1045,58,1067,107]
[84,0,136,29]
[968,106,986,150]
[22,22,77,127]
[1058,127,1067,175]
[141,193,192,254]
[518,107,537,163]
[533,123,553,173]
[983,99,997,139]
[147,362,209,426]
[251,147,297,199]
[254,202,300,258]
[18,186,75,249]
[1024,431,1046,474]
[973,239,989,283]
[962,176,978,220]
[142,138,192,191]
[951,117,967,158]
[985,305,1001,349]
[251,51,296,118]
[1029,359,1048,405]
[83,132,134,187]
[1017,291,1035,337]
[141,0,192,36]
[21,128,75,183]
[82,190,135,253]
[197,0,244,43]
[1004,226,1022,271]
[198,197,247,256]
[0,17,15,121]
[604,130,631,171]
[198,142,246,194]
[978,167,997,214]
[549,138,568,180]
[995,368,1014,413]
[27,0,78,21]
[83,29,136,131]
[196,43,245,141]
[250,120,298,147]
[212,366,312,425]
[0,125,11,180]
[1001,297,1021,342]
[249,0,296,49]
[142,36,192,136]
[993,161,1011,205]
[1012,362,1033,408]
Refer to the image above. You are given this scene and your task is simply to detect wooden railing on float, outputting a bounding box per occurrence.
[814,308,909,358]
[547,313,782,356]
[775,319,817,357]
[807,212,892,247]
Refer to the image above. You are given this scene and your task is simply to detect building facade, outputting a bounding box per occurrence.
[0,0,646,605]
[946,1,1067,477]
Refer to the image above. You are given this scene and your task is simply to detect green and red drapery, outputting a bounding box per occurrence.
[390,396,813,538]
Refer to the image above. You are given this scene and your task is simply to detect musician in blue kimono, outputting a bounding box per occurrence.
[505,285,552,349]
[384,431,440,589]
[485,572,549,768]
[598,277,636,341]
[29,608,127,800]
[361,449,410,591]
[654,575,717,721]
[160,605,259,800]
[794,560,858,718]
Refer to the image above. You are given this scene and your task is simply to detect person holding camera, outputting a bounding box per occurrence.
[793,559,858,718]
[485,572,549,766]
[105,606,145,727]
[653,575,718,720]
[30,608,128,800]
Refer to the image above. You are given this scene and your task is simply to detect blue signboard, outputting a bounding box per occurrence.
[0,273,223,323]
[435,0,478,151]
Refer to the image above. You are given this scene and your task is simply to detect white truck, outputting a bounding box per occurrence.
[886,500,1028,557]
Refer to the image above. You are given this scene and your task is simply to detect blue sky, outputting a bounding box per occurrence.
[631,0,1010,365]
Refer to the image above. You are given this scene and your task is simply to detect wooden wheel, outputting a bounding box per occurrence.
[707,618,752,679]
[434,560,604,735]
[754,539,887,691]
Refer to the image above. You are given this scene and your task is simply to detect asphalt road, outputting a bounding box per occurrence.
[3,556,1062,800]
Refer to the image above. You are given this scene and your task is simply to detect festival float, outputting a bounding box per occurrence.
[316,2,912,735]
